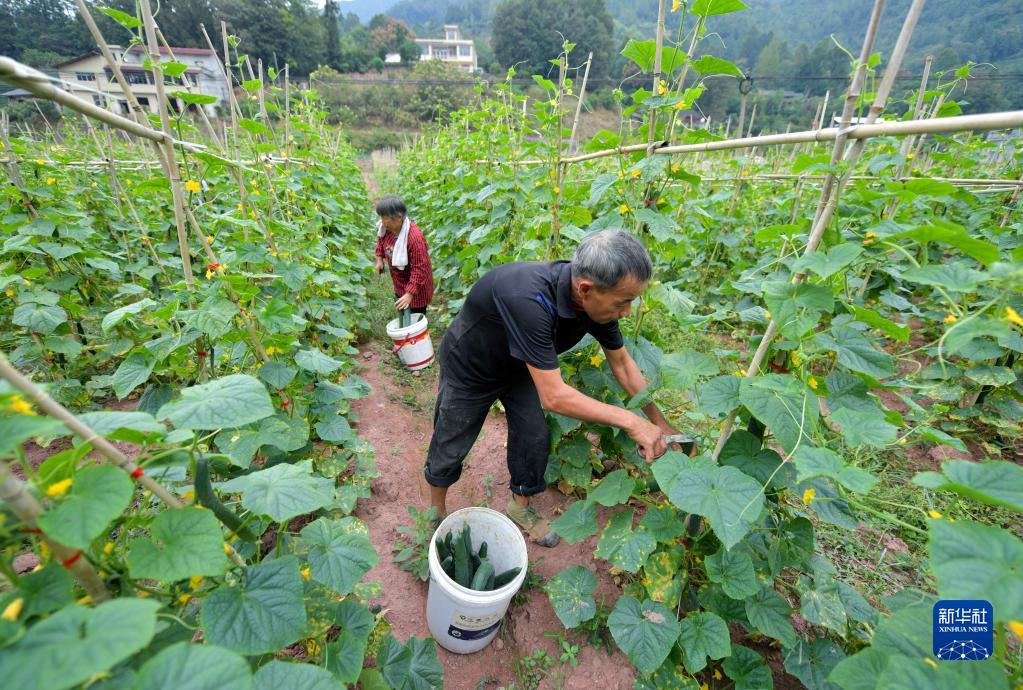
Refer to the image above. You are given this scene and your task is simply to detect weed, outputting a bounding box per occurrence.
[392,505,439,581]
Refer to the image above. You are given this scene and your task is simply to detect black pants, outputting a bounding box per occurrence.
[425,349,549,497]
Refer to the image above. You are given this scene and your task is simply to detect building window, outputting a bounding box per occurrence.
[137,96,151,110]
[76,72,96,81]
[92,94,104,106]
[446,31,456,40]
[435,48,451,59]
[459,45,471,58]
[126,71,154,85]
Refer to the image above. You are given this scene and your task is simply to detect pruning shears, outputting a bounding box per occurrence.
[641,434,697,461]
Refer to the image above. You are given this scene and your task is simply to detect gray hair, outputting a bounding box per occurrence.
[571,230,652,288]
[375,194,407,218]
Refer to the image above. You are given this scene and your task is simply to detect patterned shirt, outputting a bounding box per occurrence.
[374,219,435,309]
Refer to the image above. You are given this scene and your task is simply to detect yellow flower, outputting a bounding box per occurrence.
[590,355,603,367]
[671,164,680,173]
[944,314,957,324]
[865,231,876,239]
[617,171,624,179]
[5,288,13,297]
[620,204,630,214]
[103,542,114,555]
[178,593,192,605]
[1006,306,1023,327]
[301,566,312,581]
[763,310,771,320]
[47,478,73,498]
[223,543,233,554]
[673,100,687,110]
[77,595,93,606]
[790,351,803,366]
[808,377,819,391]
[217,264,227,275]
[631,169,641,178]
[802,488,816,505]
[265,346,278,356]
[906,152,915,160]
[184,180,201,193]
[189,576,205,590]
[713,669,722,680]
[928,509,943,519]
[1,598,23,622]
[1008,620,1023,639]
[657,197,666,205]
[923,657,938,669]
[700,683,709,690]
[7,395,36,416]
[206,235,214,244]
[237,203,244,211]
[205,269,213,280]
[553,186,560,194]
[46,177,55,185]
[137,590,151,598]
[672,0,684,11]
[656,80,668,96]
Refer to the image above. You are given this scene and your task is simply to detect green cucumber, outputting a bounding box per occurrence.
[478,541,488,559]
[470,560,494,591]
[485,570,495,591]
[441,555,454,579]
[437,536,450,562]
[454,531,471,587]
[471,552,481,572]
[194,455,258,542]
[492,567,521,588]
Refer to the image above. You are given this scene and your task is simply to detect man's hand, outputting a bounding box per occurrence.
[375,258,384,275]
[630,415,667,463]
[395,293,413,310]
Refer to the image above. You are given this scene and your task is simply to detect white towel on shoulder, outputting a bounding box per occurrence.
[376,216,410,270]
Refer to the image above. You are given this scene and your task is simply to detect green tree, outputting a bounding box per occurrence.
[323,0,342,69]
[492,0,613,79]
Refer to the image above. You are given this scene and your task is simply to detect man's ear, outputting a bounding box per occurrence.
[575,278,597,299]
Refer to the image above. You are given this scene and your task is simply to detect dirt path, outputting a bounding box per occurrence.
[351,341,637,690]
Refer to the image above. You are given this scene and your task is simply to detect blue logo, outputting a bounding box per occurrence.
[932,600,993,660]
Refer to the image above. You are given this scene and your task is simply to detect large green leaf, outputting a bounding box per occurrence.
[723,645,774,690]
[639,503,686,543]
[697,374,741,419]
[660,350,719,391]
[101,298,156,332]
[829,407,898,449]
[221,461,335,522]
[928,519,1023,620]
[608,597,682,675]
[691,0,750,16]
[137,642,252,690]
[127,507,228,583]
[112,351,156,399]
[798,574,847,635]
[912,460,1023,513]
[253,660,342,690]
[551,499,598,543]
[705,546,760,599]
[37,465,134,550]
[793,447,877,494]
[783,639,844,690]
[744,586,797,647]
[12,302,67,334]
[762,280,833,339]
[894,221,1000,266]
[215,414,310,466]
[158,375,274,431]
[815,325,894,379]
[76,411,165,444]
[793,243,863,279]
[0,414,67,455]
[7,564,73,619]
[378,636,444,690]
[901,263,987,293]
[718,429,794,490]
[690,55,744,78]
[595,509,657,573]
[325,630,367,685]
[295,348,343,375]
[0,599,160,690]
[654,453,765,549]
[189,295,237,340]
[588,469,636,506]
[298,517,379,596]
[677,610,731,674]
[545,566,597,629]
[200,556,307,654]
[739,375,818,453]
[620,39,687,74]
[259,362,297,389]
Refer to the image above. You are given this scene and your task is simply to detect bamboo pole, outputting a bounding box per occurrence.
[139,0,195,289]
[711,0,889,461]
[568,52,593,153]
[0,465,109,601]
[156,28,224,150]
[647,0,667,156]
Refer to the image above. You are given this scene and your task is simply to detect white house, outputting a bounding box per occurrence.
[51,45,230,117]
[414,24,477,73]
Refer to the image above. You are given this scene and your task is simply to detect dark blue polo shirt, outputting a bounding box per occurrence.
[440,261,624,389]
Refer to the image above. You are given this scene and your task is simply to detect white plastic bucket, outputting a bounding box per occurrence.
[386,313,434,371]
[426,507,528,654]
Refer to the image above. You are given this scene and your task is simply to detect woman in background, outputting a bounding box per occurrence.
[374,194,434,316]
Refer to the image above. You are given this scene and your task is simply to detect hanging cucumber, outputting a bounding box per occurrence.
[492,567,521,588]
[470,560,494,591]
[194,455,258,542]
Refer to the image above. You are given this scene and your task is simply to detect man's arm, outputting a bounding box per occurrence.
[526,364,666,461]
[603,345,675,431]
